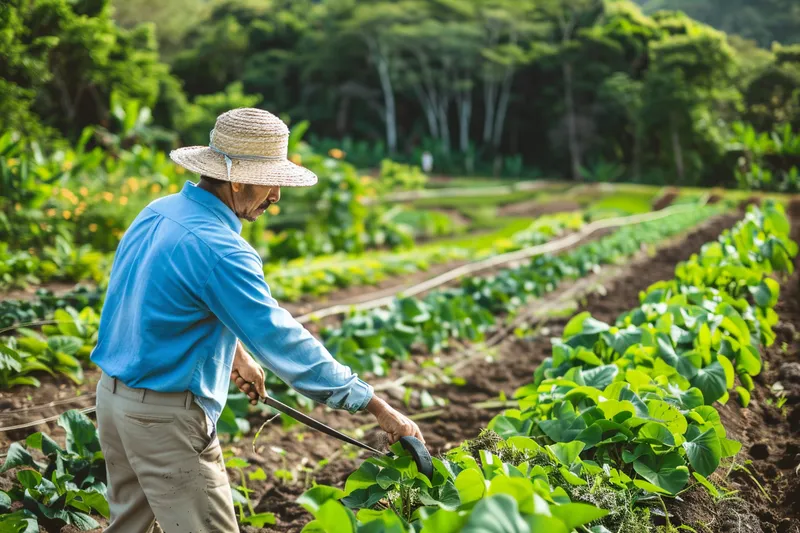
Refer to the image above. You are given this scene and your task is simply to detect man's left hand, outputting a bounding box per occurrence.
[231,343,267,405]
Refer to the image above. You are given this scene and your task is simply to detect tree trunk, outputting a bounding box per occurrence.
[483,79,497,144]
[369,37,398,154]
[492,69,513,149]
[563,62,581,181]
[633,128,642,182]
[458,91,472,153]
[671,116,685,182]
[437,97,451,154]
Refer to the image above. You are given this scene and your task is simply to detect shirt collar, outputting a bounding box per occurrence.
[180,181,242,234]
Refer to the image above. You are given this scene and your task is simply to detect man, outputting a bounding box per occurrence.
[91,108,423,532]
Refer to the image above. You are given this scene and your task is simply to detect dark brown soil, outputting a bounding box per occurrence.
[0,281,90,302]
[497,198,581,218]
[241,214,740,533]
[652,187,679,211]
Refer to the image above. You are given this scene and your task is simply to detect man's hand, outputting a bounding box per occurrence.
[367,396,425,444]
[231,342,267,405]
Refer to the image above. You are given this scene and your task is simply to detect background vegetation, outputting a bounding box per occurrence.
[2,0,798,188]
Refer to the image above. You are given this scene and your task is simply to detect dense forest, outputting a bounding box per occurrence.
[2,0,799,187]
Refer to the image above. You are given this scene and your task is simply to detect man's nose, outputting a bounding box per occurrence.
[270,187,281,203]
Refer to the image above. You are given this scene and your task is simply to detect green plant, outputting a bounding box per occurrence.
[224,454,276,527]
[0,410,108,531]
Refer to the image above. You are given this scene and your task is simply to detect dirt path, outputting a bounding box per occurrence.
[239,214,740,533]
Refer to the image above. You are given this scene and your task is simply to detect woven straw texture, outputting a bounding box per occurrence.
[169,108,317,187]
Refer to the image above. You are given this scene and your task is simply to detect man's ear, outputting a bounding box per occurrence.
[231,182,242,193]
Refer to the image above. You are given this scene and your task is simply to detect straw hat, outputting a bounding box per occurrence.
[169,108,317,187]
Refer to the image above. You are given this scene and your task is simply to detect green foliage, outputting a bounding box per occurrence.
[730,122,800,192]
[0,0,173,142]
[0,307,99,388]
[0,410,108,531]
[321,204,721,376]
[491,201,795,497]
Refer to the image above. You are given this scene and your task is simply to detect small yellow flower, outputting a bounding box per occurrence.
[62,160,73,171]
[168,184,179,193]
[62,210,72,220]
[89,223,98,232]
[119,196,128,206]
[290,154,302,165]
[267,204,281,216]
[14,203,21,212]
[175,166,185,175]
[46,208,57,217]
[121,185,129,195]
[150,183,161,194]
[70,196,79,206]
[360,176,371,185]
[79,187,89,197]
[127,178,139,193]
[328,148,345,159]
[103,192,114,202]
[7,158,18,166]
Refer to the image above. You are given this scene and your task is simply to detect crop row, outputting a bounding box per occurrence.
[294,201,797,532]
[321,205,725,377]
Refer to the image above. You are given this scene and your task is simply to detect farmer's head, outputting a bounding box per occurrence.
[169,108,317,221]
[197,176,281,222]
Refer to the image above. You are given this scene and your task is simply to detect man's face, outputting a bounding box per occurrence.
[232,183,281,222]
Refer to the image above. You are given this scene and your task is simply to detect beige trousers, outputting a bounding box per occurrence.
[96,373,238,533]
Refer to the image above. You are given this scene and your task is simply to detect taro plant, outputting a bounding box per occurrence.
[0,410,108,531]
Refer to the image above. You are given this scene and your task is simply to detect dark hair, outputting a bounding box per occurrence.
[199,175,228,189]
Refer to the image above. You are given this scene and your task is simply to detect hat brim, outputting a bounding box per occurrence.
[169,146,318,187]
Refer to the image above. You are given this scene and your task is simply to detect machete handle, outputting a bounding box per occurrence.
[392,436,434,481]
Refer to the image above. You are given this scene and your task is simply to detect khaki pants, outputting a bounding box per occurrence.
[96,373,238,533]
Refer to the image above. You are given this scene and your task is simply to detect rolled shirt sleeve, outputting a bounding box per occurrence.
[201,251,373,413]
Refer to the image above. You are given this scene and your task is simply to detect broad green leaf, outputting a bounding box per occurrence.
[80,490,110,518]
[225,458,249,469]
[25,432,62,456]
[564,312,591,337]
[633,452,689,494]
[720,438,742,458]
[736,386,751,407]
[57,410,97,456]
[646,400,687,436]
[0,443,38,473]
[375,467,401,489]
[0,490,11,513]
[638,422,675,447]
[488,476,535,514]
[47,336,83,356]
[344,462,380,495]
[632,479,673,495]
[735,346,762,376]
[751,278,779,308]
[455,469,485,505]
[462,494,530,533]
[550,502,609,530]
[420,508,469,533]
[581,365,618,389]
[297,485,346,513]
[313,500,356,533]
[17,469,42,490]
[682,427,721,477]
[717,355,735,389]
[547,442,585,466]
[419,480,461,511]
[689,362,727,404]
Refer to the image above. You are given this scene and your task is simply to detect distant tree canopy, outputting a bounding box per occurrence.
[634,0,800,48]
[2,0,799,187]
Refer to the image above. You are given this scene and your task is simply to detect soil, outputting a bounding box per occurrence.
[0,281,90,302]
[236,213,742,533]
[652,188,679,211]
[497,198,582,218]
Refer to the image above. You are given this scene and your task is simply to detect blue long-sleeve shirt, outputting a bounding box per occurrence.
[91,181,373,424]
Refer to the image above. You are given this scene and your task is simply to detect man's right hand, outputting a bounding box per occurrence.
[366,396,425,445]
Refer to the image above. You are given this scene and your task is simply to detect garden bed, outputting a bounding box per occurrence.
[233,213,743,532]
